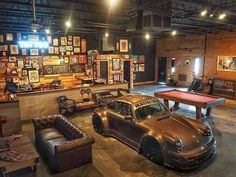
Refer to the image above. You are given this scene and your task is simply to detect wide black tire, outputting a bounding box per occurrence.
[92,114,104,134]
[142,137,163,164]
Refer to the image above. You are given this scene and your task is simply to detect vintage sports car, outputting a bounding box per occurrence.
[92,94,216,169]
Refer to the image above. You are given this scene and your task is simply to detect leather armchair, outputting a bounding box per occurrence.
[57,96,76,115]
[32,115,95,173]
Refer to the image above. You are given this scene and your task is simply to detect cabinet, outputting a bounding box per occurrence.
[212,78,236,99]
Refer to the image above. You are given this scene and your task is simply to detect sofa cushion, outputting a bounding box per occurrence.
[45,137,68,155]
[39,128,64,141]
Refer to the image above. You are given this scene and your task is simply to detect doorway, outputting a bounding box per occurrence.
[100,61,108,81]
[158,57,167,83]
[123,61,131,88]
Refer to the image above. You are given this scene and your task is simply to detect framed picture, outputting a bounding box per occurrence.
[9,56,16,62]
[66,51,71,56]
[28,35,39,41]
[116,42,119,50]
[102,37,115,51]
[59,46,66,53]
[10,45,19,55]
[81,39,87,53]
[139,55,145,63]
[48,47,54,54]
[22,69,28,76]
[74,47,80,53]
[112,58,121,71]
[73,36,80,46]
[53,38,59,46]
[66,46,73,51]
[61,37,67,45]
[0,45,8,51]
[30,49,39,56]
[17,33,22,40]
[70,56,77,64]
[139,64,145,72]
[64,57,69,63]
[68,41,72,45]
[22,49,27,55]
[28,70,40,83]
[0,35,3,42]
[0,61,7,69]
[133,55,139,63]
[120,39,128,52]
[217,56,236,72]
[47,36,52,44]
[17,60,24,68]
[6,33,13,41]
[68,36,73,41]
[113,73,121,82]
[78,55,86,63]
[133,64,139,72]
[54,47,59,54]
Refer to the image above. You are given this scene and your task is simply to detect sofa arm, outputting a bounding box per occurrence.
[56,136,95,153]
[32,116,57,131]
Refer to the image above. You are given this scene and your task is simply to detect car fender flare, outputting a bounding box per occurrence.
[92,111,109,129]
[138,133,163,153]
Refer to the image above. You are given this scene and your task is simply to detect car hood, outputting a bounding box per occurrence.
[140,114,210,150]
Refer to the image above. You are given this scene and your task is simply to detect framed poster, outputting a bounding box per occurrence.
[0,45,8,51]
[54,47,59,54]
[64,56,69,64]
[17,60,24,68]
[30,49,39,56]
[139,55,145,63]
[68,36,73,41]
[112,58,121,71]
[28,70,40,83]
[6,33,13,41]
[22,49,27,55]
[74,47,80,53]
[133,55,139,63]
[9,56,16,62]
[139,64,145,72]
[60,37,67,45]
[133,64,139,72]
[113,73,121,82]
[119,39,128,52]
[217,56,236,72]
[81,39,87,53]
[10,45,19,55]
[102,37,115,51]
[22,69,28,76]
[28,35,39,41]
[47,36,52,44]
[68,41,72,45]
[66,46,73,51]
[53,38,59,46]
[48,47,54,54]
[17,33,22,40]
[0,35,3,42]
[59,46,66,53]
[73,36,80,46]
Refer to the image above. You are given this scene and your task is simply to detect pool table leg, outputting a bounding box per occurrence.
[196,107,202,119]
[164,99,169,109]
[206,108,212,117]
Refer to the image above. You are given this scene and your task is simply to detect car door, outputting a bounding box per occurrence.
[113,101,147,145]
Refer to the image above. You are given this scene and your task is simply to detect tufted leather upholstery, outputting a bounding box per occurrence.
[32,115,95,173]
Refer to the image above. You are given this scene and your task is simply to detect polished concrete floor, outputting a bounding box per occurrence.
[11,84,236,177]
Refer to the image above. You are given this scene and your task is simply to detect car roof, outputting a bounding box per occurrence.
[117,95,156,104]
[92,88,129,94]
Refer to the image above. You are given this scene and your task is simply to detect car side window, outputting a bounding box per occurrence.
[107,102,116,111]
[115,102,132,116]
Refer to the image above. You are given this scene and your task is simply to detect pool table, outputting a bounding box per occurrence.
[154,90,225,119]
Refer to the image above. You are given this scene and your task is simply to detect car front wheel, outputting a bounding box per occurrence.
[142,137,163,164]
[92,114,104,134]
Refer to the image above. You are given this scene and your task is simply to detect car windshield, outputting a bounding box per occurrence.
[135,102,168,120]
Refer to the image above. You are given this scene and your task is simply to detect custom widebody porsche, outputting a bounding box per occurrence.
[92,94,216,169]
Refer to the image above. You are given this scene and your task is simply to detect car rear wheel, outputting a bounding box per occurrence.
[142,137,163,164]
[92,114,104,134]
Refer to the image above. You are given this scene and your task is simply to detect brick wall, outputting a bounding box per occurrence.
[156,32,236,86]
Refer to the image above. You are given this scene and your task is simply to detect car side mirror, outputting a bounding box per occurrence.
[125,115,133,122]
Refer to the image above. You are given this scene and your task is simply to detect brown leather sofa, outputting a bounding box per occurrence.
[32,115,95,173]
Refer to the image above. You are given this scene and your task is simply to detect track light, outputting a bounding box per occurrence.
[33,29,37,33]
[108,0,119,8]
[219,13,226,20]
[45,29,50,34]
[145,33,150,40]
[200,10,208,16]
[210,14,214,17]
[105,32,109,37]
[171,30,177,36]
[65,21,71,28]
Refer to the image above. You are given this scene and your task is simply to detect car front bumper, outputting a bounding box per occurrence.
[164,138,216,170]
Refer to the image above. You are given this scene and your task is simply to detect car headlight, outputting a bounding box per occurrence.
[204,126,212,136]
[175,139,183,152]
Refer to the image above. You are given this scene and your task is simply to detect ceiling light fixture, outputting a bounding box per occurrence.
[210,14,214,17]
[108,0,119,8]
[171,30,177,36]
[145,33,150,40]
[33,29,37,33]
[105,32,109,37]
[200,10,208,16]
[219,13,226,20]
[65,20,71,28]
